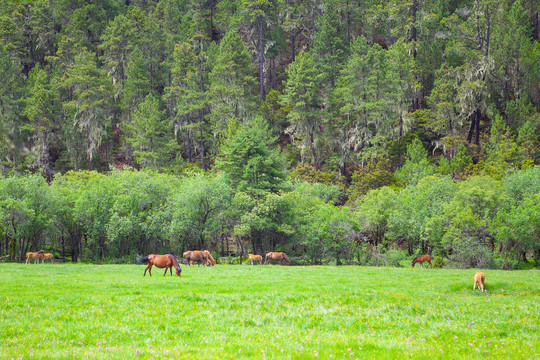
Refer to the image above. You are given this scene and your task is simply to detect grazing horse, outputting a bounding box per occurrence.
[41,253,54,264]
[136,254,182,277]
[264,252,290,265]
[183,250,208,267]
[248,254,263,265]
[26,251,44,265]
[412,254,432,268]
[203,250,215,266]
[473,272,485,292]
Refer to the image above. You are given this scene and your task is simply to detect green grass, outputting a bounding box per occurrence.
[0,264,538,359]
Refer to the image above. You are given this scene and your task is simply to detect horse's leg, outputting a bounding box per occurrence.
[428,260,432,268]
[144,265,152,276]
[164,267,168,276]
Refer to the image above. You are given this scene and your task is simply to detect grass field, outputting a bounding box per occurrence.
[0,263,538,359]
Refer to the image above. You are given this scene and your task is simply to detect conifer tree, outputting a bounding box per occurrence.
[208,31,256,138]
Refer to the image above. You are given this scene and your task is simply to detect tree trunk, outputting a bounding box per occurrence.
[199,112,206,170]
[258,15,265,101]
[290,32,296,62]
[310,132,319,170]
[411,0,419,111]
[87,126,92,171]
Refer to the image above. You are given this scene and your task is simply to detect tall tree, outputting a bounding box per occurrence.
[124,93,178,170]
[208,30,256,137]
[239,0,283,100]
[0,44,24,168]
[215,116,287,196]
[62,48,111,171]
[282,50,325,169]
[167,40,209,168]
[23,65,60,174]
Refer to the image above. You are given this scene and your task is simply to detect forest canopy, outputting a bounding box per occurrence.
[0,0,538,267]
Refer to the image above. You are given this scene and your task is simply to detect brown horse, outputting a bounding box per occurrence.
[203,250,215,266]
[26,251,44,265]
[412,254,432,268]
[473,272,485,292]
[264,252,290,265]
[41,253,54,264]
[136,254,182,277]
[183,250,208,267]
[248,254,263,265]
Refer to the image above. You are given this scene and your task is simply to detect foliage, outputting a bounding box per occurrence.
[348,158,395,202]
[215,117,287,196]
[0,0,539,268]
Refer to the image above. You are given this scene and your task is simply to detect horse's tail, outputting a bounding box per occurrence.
[136,254,148,264]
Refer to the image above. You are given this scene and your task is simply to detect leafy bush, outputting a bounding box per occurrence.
[446,238,496,269]
[433,257,445,269]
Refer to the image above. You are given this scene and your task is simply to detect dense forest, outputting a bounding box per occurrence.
[0,0,538,267]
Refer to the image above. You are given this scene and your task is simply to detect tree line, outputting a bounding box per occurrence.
[0,0,538,176]
[0,144,538,268]
[0,0,538,267]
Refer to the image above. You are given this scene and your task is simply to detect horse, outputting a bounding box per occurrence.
[264,252,290,265]
[136,254,182,277]
[182,250,208,267]
[25,251,44,265]
[203,250,215,266]
[473,272,485,292]
[41,253,54,264]
[248,254,263,265]
[412,254,432,268]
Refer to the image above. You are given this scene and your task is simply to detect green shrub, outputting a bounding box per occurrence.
[446,238,496,269]
[433,257,445,268]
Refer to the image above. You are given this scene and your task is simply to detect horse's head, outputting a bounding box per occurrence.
[175,266,182,277]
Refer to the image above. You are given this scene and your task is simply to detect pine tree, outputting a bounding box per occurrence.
[216,117,287,196]
[282,50,325,169]
[23,65,59,173]
[62,48,111,171]
[124,93,178,170]
[208,31,256,137]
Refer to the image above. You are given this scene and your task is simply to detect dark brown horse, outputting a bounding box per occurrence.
[264,252,290,265]
[183,250,208,267]
[136,254,182,277]
[412,254,432,268]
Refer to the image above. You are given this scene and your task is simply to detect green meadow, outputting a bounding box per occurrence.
[0,263,538,359]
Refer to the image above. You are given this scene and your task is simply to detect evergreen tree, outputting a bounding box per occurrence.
[167,40,209,168]
[282,50,325,169]
[0,44,24,168]
[124,93,178,170]
[62,48,111,170]
[23,65,59,173]
[215,117,287,196]
[208,31,256,137]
